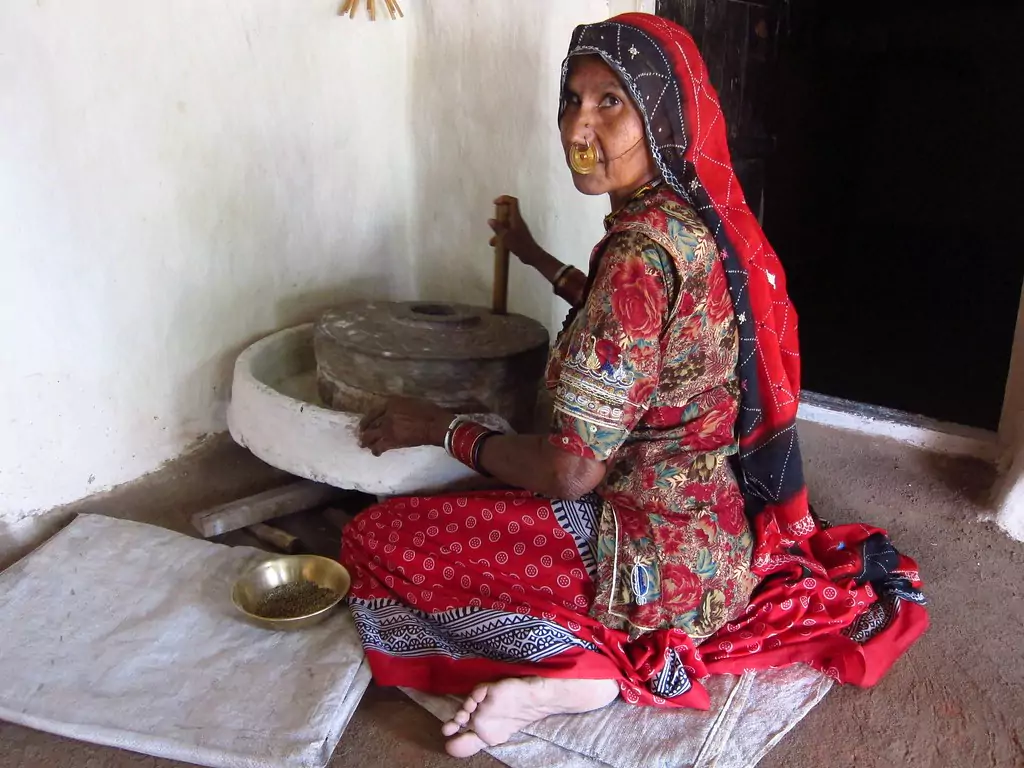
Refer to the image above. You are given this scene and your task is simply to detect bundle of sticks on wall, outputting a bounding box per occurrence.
[339,0,403,20]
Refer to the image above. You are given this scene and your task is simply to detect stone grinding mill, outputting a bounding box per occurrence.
[313,204,550,432]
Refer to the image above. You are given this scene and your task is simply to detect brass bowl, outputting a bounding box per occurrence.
[231,554,351,630]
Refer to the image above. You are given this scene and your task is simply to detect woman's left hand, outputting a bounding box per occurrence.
[358,396,454,456]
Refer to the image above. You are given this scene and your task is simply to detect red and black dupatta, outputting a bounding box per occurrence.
[561,14,927,689]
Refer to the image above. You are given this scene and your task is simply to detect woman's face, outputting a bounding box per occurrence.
[560,55,657,200]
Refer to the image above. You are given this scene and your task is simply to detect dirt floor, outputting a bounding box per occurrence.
[2,422,1023,768]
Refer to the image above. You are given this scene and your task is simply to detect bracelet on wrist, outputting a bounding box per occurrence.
[470,432,496,477]
[443,415,463,455]
[446,419,498,476]
[551,263,574,294]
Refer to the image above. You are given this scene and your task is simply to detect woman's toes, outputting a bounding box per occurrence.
[445,731,489,758]
[469,684,490,705]
[454,708,471,726]
[440,719,461,737]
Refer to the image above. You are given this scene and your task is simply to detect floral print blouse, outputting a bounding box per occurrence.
[545,185,758,641]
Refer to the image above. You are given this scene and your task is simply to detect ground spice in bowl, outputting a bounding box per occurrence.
[254,581,339,619]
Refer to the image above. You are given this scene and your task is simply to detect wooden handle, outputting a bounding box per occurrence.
[492,203,511,315]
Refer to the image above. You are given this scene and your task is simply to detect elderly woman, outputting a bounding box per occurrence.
[344,13,927,759]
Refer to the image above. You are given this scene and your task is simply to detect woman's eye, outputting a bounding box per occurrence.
[600,94,621,108]
[564,92,581,105]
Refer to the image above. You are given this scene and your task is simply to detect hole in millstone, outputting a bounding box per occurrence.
[410,303,456,317]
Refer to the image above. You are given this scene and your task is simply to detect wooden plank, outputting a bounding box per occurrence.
[190,481,348,538]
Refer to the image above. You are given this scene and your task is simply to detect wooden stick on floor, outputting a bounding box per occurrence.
[246,523,303,554]
[190,481,348,538]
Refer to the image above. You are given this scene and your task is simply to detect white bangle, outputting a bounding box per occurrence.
[443,416,464,457]
[551,263,573,293]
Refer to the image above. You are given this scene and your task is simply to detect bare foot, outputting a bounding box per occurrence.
[441,677,619,758]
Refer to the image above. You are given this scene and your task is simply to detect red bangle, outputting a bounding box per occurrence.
[448,421,497,475]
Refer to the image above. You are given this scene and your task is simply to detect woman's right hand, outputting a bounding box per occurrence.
[489,195,540,267]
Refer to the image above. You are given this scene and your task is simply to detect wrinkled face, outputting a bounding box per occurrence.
[559,55,658,199]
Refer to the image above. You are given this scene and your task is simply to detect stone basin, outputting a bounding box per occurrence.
[227,324,508,496]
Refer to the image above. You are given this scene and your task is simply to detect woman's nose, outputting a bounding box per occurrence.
[563,111,595,146]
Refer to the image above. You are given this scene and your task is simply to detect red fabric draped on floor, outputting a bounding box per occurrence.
[341,490,927,710]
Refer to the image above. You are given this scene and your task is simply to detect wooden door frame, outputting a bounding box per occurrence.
[999,284,1024,457]
[994,283,1024,539]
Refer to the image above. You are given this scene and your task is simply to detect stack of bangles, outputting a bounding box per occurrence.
[551,263,576,294]
[444,417,499,476]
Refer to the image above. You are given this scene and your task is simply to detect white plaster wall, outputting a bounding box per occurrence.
[0,1,617,533]
[609,0,658,15]
[404,0,609,331]
[0,0,414,530]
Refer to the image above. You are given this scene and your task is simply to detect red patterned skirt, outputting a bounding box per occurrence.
[340,490,927,709]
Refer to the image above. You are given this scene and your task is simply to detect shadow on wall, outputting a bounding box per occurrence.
[274,275,391,329]
[166,259,393,441]
[0,434,289,571]
[0,514,73,573]
[158,92,406,442]
[405,3,556,323]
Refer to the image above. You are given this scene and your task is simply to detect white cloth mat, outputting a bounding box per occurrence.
[0,514,370,768]
[404,663,831,768]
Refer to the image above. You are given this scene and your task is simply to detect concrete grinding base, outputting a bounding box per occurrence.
[227,324,506,497]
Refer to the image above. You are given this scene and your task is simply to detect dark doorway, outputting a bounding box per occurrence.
[658,0,1024,430]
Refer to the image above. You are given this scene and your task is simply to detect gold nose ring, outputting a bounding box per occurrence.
[569,139,598,175]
